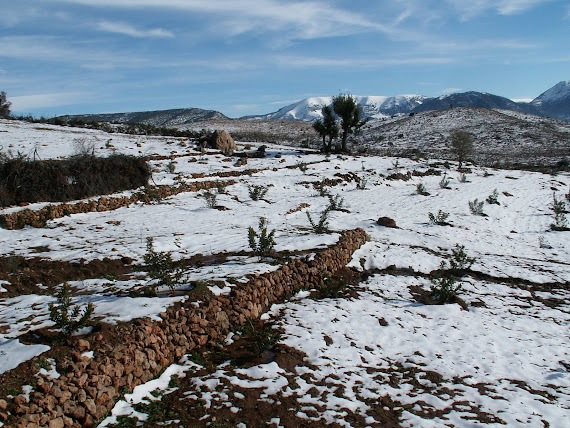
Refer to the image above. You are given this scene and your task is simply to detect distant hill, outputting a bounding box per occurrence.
[59,107,228,127]
[410,91,541,115]
[241,95,427,122]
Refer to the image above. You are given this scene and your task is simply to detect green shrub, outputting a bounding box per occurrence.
[143,237,182,293]
[449,244,476,271]
[431,270,461,304]
[469,198,485,216]
[248,217,276,260]
[486,189,500,205]
[416,182,429,196]
[431,245,476,304]
[164,161,176,174]
[459,173,468,183]
[327,194,345,211]
[428,210,450,225]
[296,162,308,174]
[314,183,330,197]
[307,207,331,234]
[202,190,217,208]
[0,153,150,207]
[439,173,451,189]
[49,283,94,336]
[356,176,367,190]
[248,184,268,201]
[551,192,568,230]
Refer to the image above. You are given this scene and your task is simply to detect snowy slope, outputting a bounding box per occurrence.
[244,95,427,122]
[1,119,569,427]
[532,80,570,121]
[532,80,570,105]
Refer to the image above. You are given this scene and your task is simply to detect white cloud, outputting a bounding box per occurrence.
[50,0,388,41]
[273,55,452,68]
[10,92,88,112]
[441,87,463,94]
[445,0,553,19]
[96,21,174,38]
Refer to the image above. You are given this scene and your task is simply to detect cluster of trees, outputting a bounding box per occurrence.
[312,93,367,153]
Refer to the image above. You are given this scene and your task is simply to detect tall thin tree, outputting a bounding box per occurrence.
[0,91,11,119]
[332,93,362,152]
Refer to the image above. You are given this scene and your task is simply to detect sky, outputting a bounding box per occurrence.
[1,0,569,118]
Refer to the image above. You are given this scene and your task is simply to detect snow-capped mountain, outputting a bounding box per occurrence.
[411,91,539,115]
[243,95,427,122]
[531,80,570,120]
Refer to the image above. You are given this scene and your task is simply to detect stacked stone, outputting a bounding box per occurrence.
[10,228,369,427]
[0,180,237,230]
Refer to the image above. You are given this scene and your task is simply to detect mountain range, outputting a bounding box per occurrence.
[58,81,570,125]
[248,80,570,122]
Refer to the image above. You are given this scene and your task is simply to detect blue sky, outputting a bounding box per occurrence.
[1,0,568,118]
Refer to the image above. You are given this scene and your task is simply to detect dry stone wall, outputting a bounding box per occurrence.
[0,180,236,230]
[7,228,369,427]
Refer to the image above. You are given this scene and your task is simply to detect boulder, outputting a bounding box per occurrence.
[208,130,237,154]
[376,217,398,228]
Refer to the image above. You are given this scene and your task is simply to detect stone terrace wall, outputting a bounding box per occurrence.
[0,180,236,230]
[8,228,369,427]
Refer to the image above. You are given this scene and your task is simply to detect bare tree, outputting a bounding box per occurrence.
[449,130,474,169]
[0,91,11,118]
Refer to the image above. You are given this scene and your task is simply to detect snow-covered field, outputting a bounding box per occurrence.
[0,119,569,426]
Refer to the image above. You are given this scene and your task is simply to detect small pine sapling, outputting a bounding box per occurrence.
[144,237,182,293]
[431,268,461,304]
[296,162,308,174]
[248,217,276,260]
[428,210,450,225]
[203,190,217,208]
[315,183,331,197]
[49,283,94,336]
[356,176,367,190]
[248,184,269,201]
[449,244,476,271]
[439,172,451,189]
[469,198,485,216]
[550,192,569,231]
[327,194,345,211]
[307,207,331,234]
[486,189,500,205]
[416,182,430,196]
[459,173,468,183]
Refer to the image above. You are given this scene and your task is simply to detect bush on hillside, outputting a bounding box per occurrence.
[0,153,150,207]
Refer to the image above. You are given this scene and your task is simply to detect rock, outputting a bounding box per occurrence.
[376,216,398,228]
[77,339,90,351]
[0,399,7,410]
[208,130,237,154]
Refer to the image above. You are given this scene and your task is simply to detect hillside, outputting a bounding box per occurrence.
[0,118,569,427]
[357,107,570,166]
[59,107,228,127]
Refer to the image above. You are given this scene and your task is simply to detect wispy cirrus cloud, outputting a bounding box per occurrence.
[273,55,453,69]
[48,0,389,42]
[96,21,174,38]
[10,92,89,112]
[445,0,554,19]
